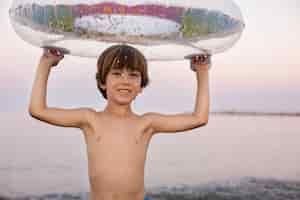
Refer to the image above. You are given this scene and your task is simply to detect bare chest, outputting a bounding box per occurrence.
[81,115,152,193]
[82,115,153,166]
[92,123,149,150]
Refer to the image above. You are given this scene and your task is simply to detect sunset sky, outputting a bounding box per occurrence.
[0,0,300,113]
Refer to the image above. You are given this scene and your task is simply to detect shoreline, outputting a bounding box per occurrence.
[1,177,300,200]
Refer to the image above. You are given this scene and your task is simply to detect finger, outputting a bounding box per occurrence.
[49,49,59,56]
[52,61,59,67]
[193,54,204,61]
[43,48,50,57]
[57,49,64,57]
[57,53,64,60]
[198,55,211,64]
[192,56,202,64]
[47,48,63,57]
[45,49,57,58]
[192,56,199,63]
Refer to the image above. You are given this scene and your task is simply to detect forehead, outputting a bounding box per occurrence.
[110,59,142,72]
[110,67,140,72]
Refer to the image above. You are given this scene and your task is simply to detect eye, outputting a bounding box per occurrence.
[130,73,138,77]
[129,72,141,77]
[112,71,121,75]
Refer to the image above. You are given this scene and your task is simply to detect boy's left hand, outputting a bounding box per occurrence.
[40,48,64,67]
[190,54,211,71]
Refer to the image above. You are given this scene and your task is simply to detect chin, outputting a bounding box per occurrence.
[113,95,136,105]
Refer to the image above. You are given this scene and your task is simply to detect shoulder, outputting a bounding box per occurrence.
[141,112,156,121]
[79,108,106,133]
[141,112,160,127]
[142,112,162,120]
[78,107,98,126]
[81,107,97,118]
[138,112,158,134]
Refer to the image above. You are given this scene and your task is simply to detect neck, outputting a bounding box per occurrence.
[104,101,133,118]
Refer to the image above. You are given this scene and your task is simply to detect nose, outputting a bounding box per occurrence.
[120,73,131,83]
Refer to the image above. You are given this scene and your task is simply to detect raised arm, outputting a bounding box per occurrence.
[28,49,94,130]
[145,54,210,134]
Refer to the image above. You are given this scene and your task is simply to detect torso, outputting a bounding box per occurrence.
[81,111,153,200]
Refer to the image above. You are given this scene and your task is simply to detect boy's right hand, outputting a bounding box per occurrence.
[39,48,64,67]
[190,54,211,72]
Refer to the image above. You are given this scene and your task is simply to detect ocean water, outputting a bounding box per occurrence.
[0,113,299,199]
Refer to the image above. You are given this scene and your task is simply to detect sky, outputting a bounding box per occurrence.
[1,0,300,114]
[0,0,300,195]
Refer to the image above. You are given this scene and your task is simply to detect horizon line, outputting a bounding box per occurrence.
[211,111,300,117]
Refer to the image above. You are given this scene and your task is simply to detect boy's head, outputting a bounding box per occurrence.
[96,44,149,99]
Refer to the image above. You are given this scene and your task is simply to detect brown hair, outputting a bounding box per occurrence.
[95,44,149,99]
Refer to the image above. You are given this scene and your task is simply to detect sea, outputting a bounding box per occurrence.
[0,113,299,200]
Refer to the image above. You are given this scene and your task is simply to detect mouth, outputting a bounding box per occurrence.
[117,88,132,94]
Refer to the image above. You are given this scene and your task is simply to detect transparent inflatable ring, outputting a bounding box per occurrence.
[9,0,245,61]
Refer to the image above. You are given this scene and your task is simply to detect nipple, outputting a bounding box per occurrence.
[96,135,102,142]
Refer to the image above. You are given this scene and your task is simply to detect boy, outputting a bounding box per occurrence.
[28,44,210,200]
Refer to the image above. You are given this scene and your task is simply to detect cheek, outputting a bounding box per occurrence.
[106,77,116,85]
[135,77,142,85]
[134,80,142,88]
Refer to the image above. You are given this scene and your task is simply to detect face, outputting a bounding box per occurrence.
[101,68,143,104]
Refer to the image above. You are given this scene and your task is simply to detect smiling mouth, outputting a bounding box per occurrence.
[117,89,132,94]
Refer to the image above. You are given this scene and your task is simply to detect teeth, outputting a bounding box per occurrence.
[119,89,130,93]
